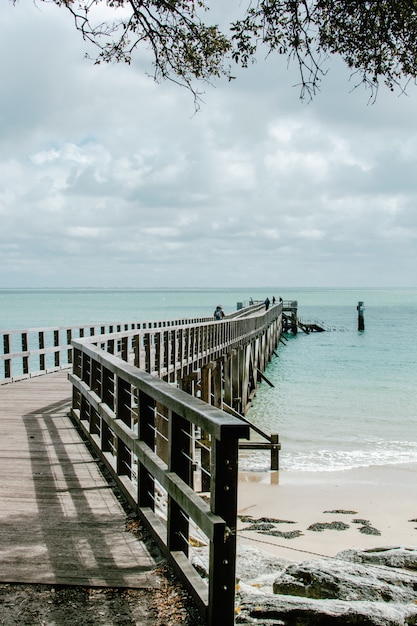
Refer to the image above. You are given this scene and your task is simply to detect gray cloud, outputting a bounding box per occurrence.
[1,2,417,288]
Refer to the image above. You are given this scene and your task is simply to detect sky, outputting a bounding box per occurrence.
[1,2,417,289]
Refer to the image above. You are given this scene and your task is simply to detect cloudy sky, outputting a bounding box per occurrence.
[1,2,417,289]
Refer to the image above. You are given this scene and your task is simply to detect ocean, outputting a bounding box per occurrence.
[1,287,416,474]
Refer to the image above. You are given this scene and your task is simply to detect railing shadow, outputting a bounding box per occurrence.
[20,395,158,597]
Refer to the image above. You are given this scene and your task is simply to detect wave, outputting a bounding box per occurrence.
[239,441,417,473]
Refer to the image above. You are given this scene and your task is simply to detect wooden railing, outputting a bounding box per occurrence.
[0,317,212,383]
[69,338,249,626]
[3,304,283,623]
[68,305,282,624]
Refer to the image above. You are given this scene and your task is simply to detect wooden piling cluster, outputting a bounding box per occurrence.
[282,300,298,334]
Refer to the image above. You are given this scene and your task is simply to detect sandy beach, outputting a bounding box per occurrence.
[237,463,417,562]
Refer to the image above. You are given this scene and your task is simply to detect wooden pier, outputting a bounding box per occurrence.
[0,301,283,626]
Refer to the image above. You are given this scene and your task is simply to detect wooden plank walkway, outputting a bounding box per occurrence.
[0,371,159,589]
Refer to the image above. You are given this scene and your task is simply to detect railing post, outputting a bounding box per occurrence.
[200,365,213,493]
[167,410,192,554]
[178,328,184,379]
[155,402,169,464]
[144,332,152,373]
[3,333,11,379]
[102,366,114,411]
[117,377,131,422]
[54,329,60,367]
[137,390,155,510]
[39,331,45,371]
[133,333,140,368]
[212,360,223,409]
[67,328,72,364]
[121,337,128,362]
[270,433,280,471]
[81,352,91,386]
[171,329,178,382]
[163,330,169,376]
[22,332,28,375]
[233,347,243,414]
[209,434,240,626]
[155,332,162,377]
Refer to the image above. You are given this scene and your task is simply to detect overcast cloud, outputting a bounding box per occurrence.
[1,1,417,288]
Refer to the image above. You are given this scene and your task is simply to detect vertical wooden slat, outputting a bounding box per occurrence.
[67,329,72,364]
[54,330,60,367]
[38,332,45,371]
[212,360,223,409]
[144,333,152,373]
[3,333,11,379]
[155,332,162,378]
[121,337,128,362]
[21,332,29,374]
[117,377,131,426]
[102,366,114,411]
[137,390,155,510]
[163,330,170,378]
[167,410,192,554]
[133,333,140,369]
[200,365,212,493]
[155,402,169,464]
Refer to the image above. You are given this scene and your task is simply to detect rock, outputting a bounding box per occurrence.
[191,544,291,584]
[235,594,417,625]
[234,545,417,625]
[191,543,417,624]
[307,521,350,532]
[272,558,417,602]
[337,546,417,571]
[235,545,291,583]
[351,519,382,536]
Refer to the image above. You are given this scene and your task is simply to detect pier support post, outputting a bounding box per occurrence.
[357,301,365,331]
[270,434,280,471]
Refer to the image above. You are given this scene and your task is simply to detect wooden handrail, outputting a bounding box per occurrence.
[3,302,283,622]
[70,339,250,626]
[67,303,283,623]
[0,316,212,382]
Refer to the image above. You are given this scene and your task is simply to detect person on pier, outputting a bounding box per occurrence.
[214,305,225,320]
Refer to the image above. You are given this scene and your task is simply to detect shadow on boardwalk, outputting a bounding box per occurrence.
[0,372,202,625]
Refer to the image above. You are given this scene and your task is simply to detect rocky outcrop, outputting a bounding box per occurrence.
[236,595,417,625]
[337,546,417,571]
[272,557,417,602]
[192,545,417,624]
[233,546,417,625]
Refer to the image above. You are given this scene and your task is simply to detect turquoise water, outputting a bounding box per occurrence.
[0,288,256,329]
[1,287,416,473]
[246,288,417,472]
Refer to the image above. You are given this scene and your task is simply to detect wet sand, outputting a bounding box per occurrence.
[237,463,417,561]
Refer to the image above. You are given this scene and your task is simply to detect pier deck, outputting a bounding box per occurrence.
[0,371,159,589]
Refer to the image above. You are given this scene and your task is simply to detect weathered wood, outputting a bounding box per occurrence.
[257,368,275,387]
[357,301,365,331]
[0,371,159,589]
[70,340,251,626]
[1,316,214,384]
[1,303,284,624]
[209,434,240,626]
